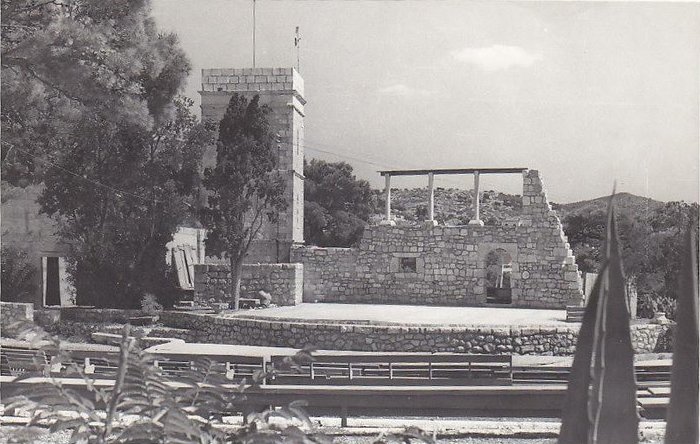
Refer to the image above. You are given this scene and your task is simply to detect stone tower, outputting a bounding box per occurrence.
[200,68,305,263]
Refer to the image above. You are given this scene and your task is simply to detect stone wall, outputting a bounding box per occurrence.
[194,263,302,306]
[159,311,670,355]
[291,170,582,309]
[0,302,34,331]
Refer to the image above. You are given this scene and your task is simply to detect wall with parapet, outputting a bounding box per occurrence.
[291,170,583,309]
[193,263,302,306]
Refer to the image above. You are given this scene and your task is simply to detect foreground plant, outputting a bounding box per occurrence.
[6,323,323,443]
[559,193,699,444]
[559,194,639,444]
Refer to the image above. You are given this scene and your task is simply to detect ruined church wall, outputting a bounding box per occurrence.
[292,170,583,309]
[193,263,302,307]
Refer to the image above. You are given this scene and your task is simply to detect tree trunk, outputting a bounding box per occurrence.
[230,255,243,310]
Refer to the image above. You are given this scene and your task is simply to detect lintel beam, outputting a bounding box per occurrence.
[379,168,527,177]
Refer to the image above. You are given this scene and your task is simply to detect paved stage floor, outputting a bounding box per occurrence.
[226,303,568,326]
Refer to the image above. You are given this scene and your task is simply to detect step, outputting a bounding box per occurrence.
[91,332,184,348]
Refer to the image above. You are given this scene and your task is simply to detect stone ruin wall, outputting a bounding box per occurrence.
[291,170,583,309]
[193,263,303,307]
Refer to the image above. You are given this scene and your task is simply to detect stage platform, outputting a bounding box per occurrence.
[222,303,568,327]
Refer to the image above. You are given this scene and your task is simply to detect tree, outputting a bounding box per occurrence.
[2,0,189,185]
[0,245,36,302]
[202,94,287,310]
[562,200,699,319]
[303,159,376,247]
[2,0,207,308]
[39,98,213,308]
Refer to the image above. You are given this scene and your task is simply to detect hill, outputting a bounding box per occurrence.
[552,192,664,220]
[371,187,523,225]
[371,188,665,226]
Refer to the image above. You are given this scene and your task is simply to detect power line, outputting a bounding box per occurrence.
[303,140,468,188]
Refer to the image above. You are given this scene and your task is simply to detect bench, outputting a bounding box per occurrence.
[0,346,52,376]
[149,351,266,381]
[269,353,513,386]
[565,305,585,323]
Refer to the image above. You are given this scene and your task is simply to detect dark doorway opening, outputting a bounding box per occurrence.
[485,249,513,304]
[45,257,61,306]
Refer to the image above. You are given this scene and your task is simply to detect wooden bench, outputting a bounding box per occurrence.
[0,346,52,376]
[565,305,585,323]
[149,351,266,381]
[269,353,513,386]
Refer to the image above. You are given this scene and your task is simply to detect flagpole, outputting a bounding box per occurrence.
[252,0,256,68]
[295,26,301,73]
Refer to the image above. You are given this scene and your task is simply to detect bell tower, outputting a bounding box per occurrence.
[200,67,305,262]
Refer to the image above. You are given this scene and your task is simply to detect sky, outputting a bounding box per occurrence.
[152,0,700,204]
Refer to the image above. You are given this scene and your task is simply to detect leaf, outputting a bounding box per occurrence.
[588,197,639,444]
[665,227,699,444]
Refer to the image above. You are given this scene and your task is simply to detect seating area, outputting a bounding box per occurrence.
[0,341,672,421]
[269,353,513,386]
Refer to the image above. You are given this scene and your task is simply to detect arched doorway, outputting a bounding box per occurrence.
[485,249,512,304]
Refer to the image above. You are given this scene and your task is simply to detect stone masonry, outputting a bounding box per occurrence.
[291,170,583,309]
[157,311,670,355]
[200,68,305,263]
[193,263,302,307]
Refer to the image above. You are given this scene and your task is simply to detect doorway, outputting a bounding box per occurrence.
[485,249,513,304]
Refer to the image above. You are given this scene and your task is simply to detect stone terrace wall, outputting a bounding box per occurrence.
[0,302,34,331]
[292,170,582,309]
[159,312,670,355]
[194,264,302,306]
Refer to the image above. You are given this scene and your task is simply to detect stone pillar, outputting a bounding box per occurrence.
[425,172,438,227]
[468,171,484,226]
[380,174,395,226]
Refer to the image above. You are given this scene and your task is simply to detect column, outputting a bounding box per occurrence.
[425,172,437,227]
[468,171,484,226]
[380,174,396,226]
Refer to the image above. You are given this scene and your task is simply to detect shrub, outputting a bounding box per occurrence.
[140,293,164,317]
[1,245,36,302]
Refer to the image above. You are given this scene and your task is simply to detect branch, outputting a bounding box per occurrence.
[3,60,86,105]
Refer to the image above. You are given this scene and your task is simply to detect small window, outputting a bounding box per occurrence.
[399,257,417,273]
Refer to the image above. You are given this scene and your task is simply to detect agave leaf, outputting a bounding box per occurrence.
[558,263,608,444]
[665,227,699,444]
[588,199,639,444]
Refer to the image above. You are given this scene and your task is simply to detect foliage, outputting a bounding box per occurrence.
[2,0,213,309]
[0,245,36,302]
[665,228,699,444]
[38,97,213,309]
[1,0,190,185]
[559,195,638,444]
[303,159,375,247]
[560,197,699,444]
[140,293,163,317]
[202,94,287,310]
[562,201,699,319]
[7,322,328,444]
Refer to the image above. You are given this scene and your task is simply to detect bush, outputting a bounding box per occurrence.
[0,246,36,302]
[140,293,163,316]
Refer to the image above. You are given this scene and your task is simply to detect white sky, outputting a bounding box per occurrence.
[152,0,699,203]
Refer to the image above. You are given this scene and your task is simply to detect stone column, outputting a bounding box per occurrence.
[380,174,396,226]
[425,172,438,227]
[468,171,484,226]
